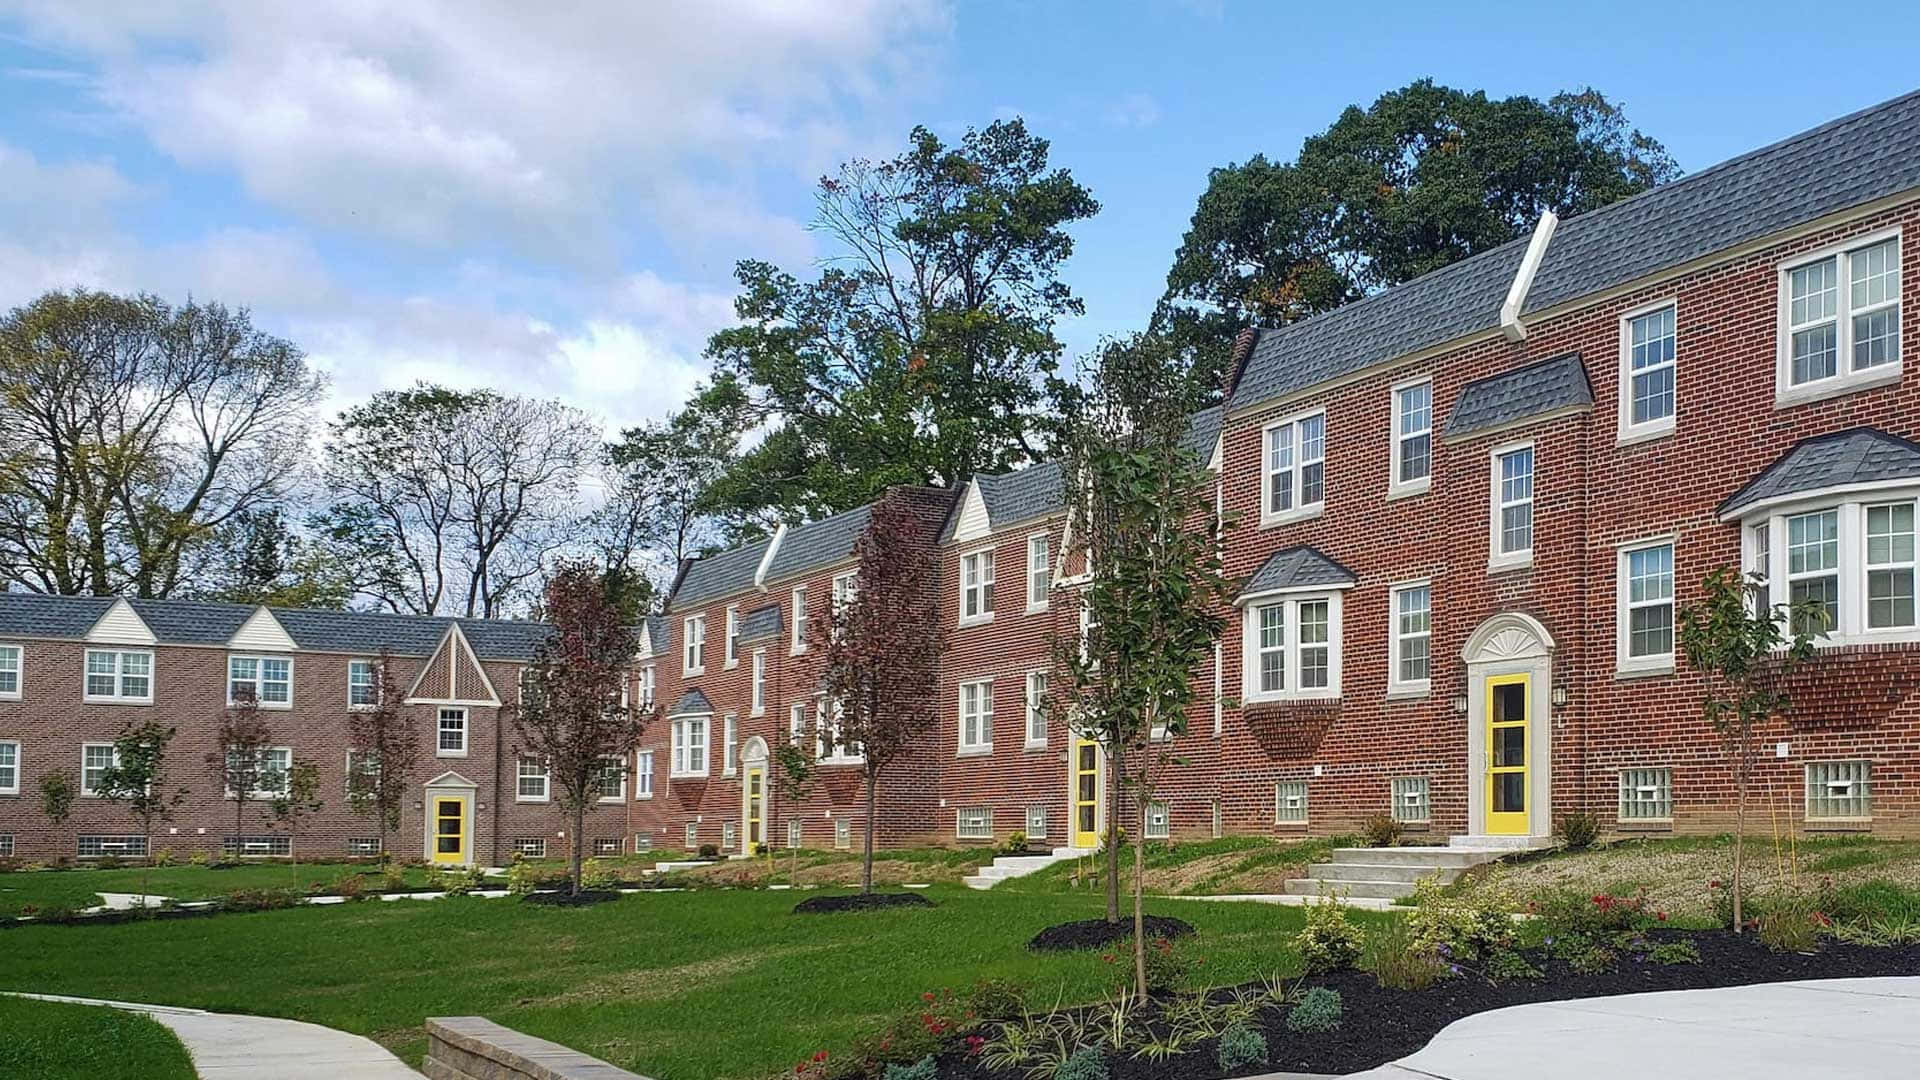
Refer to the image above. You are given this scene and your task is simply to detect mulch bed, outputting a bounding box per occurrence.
[926,931,1920,1079]
[522,889,623,907]
[794,892,934,914]
[1027,915,1196,952]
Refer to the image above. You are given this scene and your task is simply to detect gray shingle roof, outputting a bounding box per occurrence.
[1182,405,1224,463]
[129,598,256,643]
[1443,352,1593,440]
[0,592,113,639]
[1720,428,1920,517]
[455,618,553,662]
[764,504,871,584]
[670,688,713,715]
[739,604,782,641]
[644,615,670,658]
[271,607,450,655]
[1230,88,1920,415]
[670,537,772,611]
[1237,545,1356,599]
[980,460,1065,527]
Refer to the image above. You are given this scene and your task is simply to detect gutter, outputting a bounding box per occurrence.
[1499,211,1559,342]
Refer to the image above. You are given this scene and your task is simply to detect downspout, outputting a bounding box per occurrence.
[491,704,502,867]
[1499,211,1558,343]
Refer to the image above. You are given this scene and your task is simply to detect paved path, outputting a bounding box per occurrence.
[7,993,419,1079]
[1345,977,1920,1079]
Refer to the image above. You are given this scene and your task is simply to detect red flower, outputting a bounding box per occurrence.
[1656,911,1668,921]
[921,991,936,1003]
[966,1035,985,1056]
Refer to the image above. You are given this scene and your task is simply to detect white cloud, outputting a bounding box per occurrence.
[1105,92,1162,129]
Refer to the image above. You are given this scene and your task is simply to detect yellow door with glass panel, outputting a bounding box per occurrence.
[1071,737,1100,848]
[746,767,765,851]
[431,796,468,864]
[1485,675,1529,835]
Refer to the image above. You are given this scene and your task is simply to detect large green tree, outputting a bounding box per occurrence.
[698,119,1098,521]
[1159,81,1681,379]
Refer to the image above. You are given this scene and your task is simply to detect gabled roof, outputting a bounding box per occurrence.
[0,593,112,639]
[1230,89,1920,415]
[739,604,782,641]
[1443,352,1593,440]
[1181,404,1225,464]
[670,536,774,611]
[942,461,1064,542]
[764,503,872,583]
[1719,427,1920,518]
[642,615,670,658]
[1237,545,1356,600]
[670,688,714,715]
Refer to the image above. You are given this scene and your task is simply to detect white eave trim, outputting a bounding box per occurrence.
[1234,580,1356,607]
[1718,478,1920,523]
[228,606,297,651]
[1500,211,1559,343]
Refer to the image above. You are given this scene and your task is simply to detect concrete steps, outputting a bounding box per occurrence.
[1282,843,1519,901]
[963,846,1095,890]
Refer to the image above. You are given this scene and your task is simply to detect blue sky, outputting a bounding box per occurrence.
[3,1,1917,432]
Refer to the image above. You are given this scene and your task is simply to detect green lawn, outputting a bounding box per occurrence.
[0,995,196,1080]
[0,862,438,917]
[0,885,1322,1079]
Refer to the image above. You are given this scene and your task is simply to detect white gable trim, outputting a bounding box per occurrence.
[951,480,991,543]
[228,607,297,652]
[423,770,479,789]
[405,623,502,706]
[86,599,156,646]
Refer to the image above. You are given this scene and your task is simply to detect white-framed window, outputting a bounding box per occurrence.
[1275,780,1308,824]
[621,750,647,799]
[0,740,18,795]
[1787,508,1842,635]
[347,658,378,708]
[595,756,626,802]
[1391,776,1430,823]
[344,750,380,797]
[834,818,852,849]
[684,821,699,849]
[1388,582,1430,692]
[815,695,863,763]
[1750,521,1773,615]
[1618,300,1677,439]
[1390,378,1432,495]
[830,571,857,642]
[1746,497,1920,644]
[1027,533,1050,611]
[223,746,292,798]
[1240,593,1343,702]
[955,806,992,841]
[1262,409,1326,523]
[791,586,808,654]
[0,835,12,856]
[516,756,549,802]
[84,648,152,704]
[960,549,995,624]
[1488,442,1534,569]
[671,715,710,778]
[1143,801,1170,840]
[1806,760,1872,820]
[437,707,468,756]
[638,664,655,710]
[1025,803,1047,839]
[514,837,547,858]
[788,701,806,747]
[722,821,737,850]
[633,831,653,852]
[1618,767,1673,821]
[723,605,739,666]
[1867,501,1917,631]
[593,837,623,856]
[81,742,117,795]
[228,654,292,708]
[958,679,994,754]
[77,835,148,858]
[0,643,20,700]
[750,649,766,716]
[786,819,803,849]
[1024,670,1048,747]
[222,835,292,857]
[722,713,738,775]
[1618,539,1676,672]
[683,614,705,674]
[1777,230,1901,403]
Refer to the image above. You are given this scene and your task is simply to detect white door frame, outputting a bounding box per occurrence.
[422,770,479,865]
[1461,613,1555,838]
[739,736,768,856]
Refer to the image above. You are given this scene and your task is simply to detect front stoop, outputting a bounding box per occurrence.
[963,846,1095,890]
[1282,840,1543,901]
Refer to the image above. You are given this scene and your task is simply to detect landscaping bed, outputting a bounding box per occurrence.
[1027,915,1195,951]
[795,891,934,914]
[524,889,623,907]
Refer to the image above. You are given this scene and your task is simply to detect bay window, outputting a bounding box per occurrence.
[1740,491,1920,644]
[671,714,709,778]
[1240,591,1343,702]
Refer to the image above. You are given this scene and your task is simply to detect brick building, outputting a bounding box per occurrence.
[4,91,1920,864]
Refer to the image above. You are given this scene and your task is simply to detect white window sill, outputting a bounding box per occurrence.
[1817,627,1920,648]
[347,703,378,712]
[790,647,806,657]
[634,793,653,801]
[1775,363,1901,410]
[1025,602,1049,615]
[1616,421,1674,447]
[685,667,705,678]
[229,701,293,711]
[1260,505,1324,529]
[724,660,738,670]
[1384,683,1430,701]
[749,709,764,718]
[515,795,549,804]
[437,750,469,758]
[1386,478,1431,502]
[1023,739,1048,751]
[83,697,153,707]
[958,614,995,628]
[670,771,709,781]
[1243,691,1340,706]
[956,746,993,758]
[1615,658,1675,680]
[1487,551,1533,573]
[598,796,625,805]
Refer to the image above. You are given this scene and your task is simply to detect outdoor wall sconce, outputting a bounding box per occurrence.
[1450,693,1469,714]
[1551,686,1570,707]
[411,800,424,811]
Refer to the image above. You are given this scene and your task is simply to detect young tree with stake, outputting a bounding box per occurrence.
[511,560,651,895]
[1051,333,1231,996]
[772,739,814,883]
[207,697,281,855]
[814,488,947,895]
[345,653,422,860]
[94,719,188,904]
[269,758,324,867]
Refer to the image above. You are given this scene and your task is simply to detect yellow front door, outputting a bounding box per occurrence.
[431,796,468,864]
[1486,675,1529,835]
[746,768,764,851]
[1071,737,1100,849]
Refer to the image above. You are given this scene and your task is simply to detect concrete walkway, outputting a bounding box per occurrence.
[1346,977,1920,1079]
[7,993,419,1079]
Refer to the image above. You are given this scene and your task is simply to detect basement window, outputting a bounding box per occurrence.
[955,807,992,841]
[1806,760,1872,820]
[1618,767,1673,821]
[1275,781,1308,824]
[1391,777,1430,823]
[514,837,547,858]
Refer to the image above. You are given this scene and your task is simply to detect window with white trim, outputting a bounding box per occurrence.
[594,837,623,856]
[516,756,549,801]
[78,835,147,858]
[1787,509,1840,634]
[671,715,709,778]
[0,643,20,699]
[750,649,766,715]
[1025,804,1047,839]
[1620,302,1676,436]
[1618,767,1672,821]
[1143,801,1170,840]
[958,679,994,753]
[684,822,699,849]
[1618,540,1675,670]
[635,751,653,798]
[1389,583,1430,690]
[0,740,17,795]
[1806,760,1872,820]
[84,648,152,703]
[683,614,705,674]
[1750,521,1773,614]
[595,757,625,802]
[437,707,467,755]
[1780,232,1901,399]
[1262,410,1326,520]
[961,549,995,624]
[1024,671,1047,747]
[1275,780,1308,824]
[635,831,654,851]
[222,835,291,857]
[1027,534,1050,610]
[788,701,806,747]
[514,837,547,858]
[228,655,292,707]
[724,606,739,666]
[81,743,117,795]
[722,821,736,850]
[834,818,852,849]
[347,659,378,708]
[1490,444,1534,566]
[0,835,12,856]
[1867,502,1917,630]
[955,806,992,840]
[638,664,655,710]
[223,746,291,798]
[1392,380,1432,491]
[1745,496,1920,643]
[1241,594,1342,702]
[722,713,737,775]
[791,586,808,654]
[786,819,803,849]
[830,572,857,642]
[1391,776,1429,823]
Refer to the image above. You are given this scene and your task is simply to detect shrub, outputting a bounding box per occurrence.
[1141,935,1193,993]
[1367,918,1447,990]
[1407,878,1516,962]
[1484,948,1544,981]
[328,872,366,900]
[1054,1047,1108,1080]
[150,848,176,867]
[1001,830,1029,855]
[381,863,408,892]
[1567,942,1618,975]
[1216,1023,1268,1071]
[697,843,720,858]
[505,860,545,895]
[963,977,1027,1021]
[95,854,124,870]
[182,848,208,867]
[223,887,302,912]
[1360,814,1402,848]
[1294,895,1366,973]
[432,866,485,896]
[882,1056,936,1080]
[1649,940,1703,965]
[1285,987,1343,1033]
[1755,891,1828,953]
[1556,810,1601,850]
[37,904,81,924]
[581,858,621,891]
